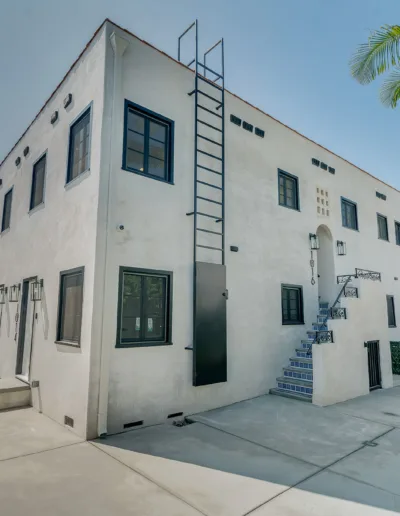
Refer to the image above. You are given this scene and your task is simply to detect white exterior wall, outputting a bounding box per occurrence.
[0,26,106,437]
[99,23,400,434]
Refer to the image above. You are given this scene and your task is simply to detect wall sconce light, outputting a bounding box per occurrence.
[0,286,7,304]
[31,279,43,301]
[309,233,320,250]
[9,283,21,303]
[337,240,347,256]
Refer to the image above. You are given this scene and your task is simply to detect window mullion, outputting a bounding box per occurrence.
[144,119,150,175]
[140,275,145,341]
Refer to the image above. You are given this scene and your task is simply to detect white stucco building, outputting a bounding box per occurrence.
[1,19,400,439]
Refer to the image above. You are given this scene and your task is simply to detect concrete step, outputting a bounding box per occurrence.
[290,356,313,369]
[319,302,329,308]
[269,388,312,402]
[275,376,313,396]
[0,378,31,411]
[283,366,313,381]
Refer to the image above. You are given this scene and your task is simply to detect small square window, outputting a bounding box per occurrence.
[322,208,325,215]
[116,267,172,347]
[326,210,330,216]
[377,213,389,241]
[67,107,91,183]
[278,170,299,211]
[30,154,46,210]
[321,190,324,195]
[57,267,84,345]
[1,188,13,232]
[341,198,358,230]
[317,206,321,214]
[282,285,304,325]
[326,201,329,207]
[316,187,320,193]
[387,295,396,328]
[326,191,328,198]
[317,197,320,203]
[321,199,325,205]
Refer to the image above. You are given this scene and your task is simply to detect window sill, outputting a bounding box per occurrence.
[122,166,174,185]
[389,326,397,329]
[116,341,173,348]
[342,225,359,232]
[278,203,300,212]
[282,322,305,326]
[29,202,45,216]
[55,340,81,348]
[65,168,91,190]
[378,237,390,242]
[0,228,10,236]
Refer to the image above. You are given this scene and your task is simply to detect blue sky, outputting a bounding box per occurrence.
[1,0,399,187]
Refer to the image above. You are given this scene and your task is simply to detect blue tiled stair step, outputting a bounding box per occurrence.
[276,377,313,396]
[301,340,314,349]
[319,302,329,308]
[283,366,313,381]
[295,348,313,359]
[269,387,312,402]
[290,356,313,369]
[312,323,328,331]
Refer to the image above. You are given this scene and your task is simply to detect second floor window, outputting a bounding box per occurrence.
[123,102,174,183]
[30,154,46,210]
[341,198,358,230]
[395,221,400,246]
[67,107,91,183]
[377,213,389,241]
[1,188,13,232]
[387,295,396,328]
[278,170,299,210]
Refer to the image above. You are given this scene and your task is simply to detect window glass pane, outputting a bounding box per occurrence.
[148,157,165,179]
[69,111,90,181]
[149,139,165,161]
[31,156,46,209]
[126,149,144,172]
[128,111,145,133]
[127,131,145,153]
[121,274,142,342]
[60,272,83,342]
[378,215,388,240]
[149,121,166,142]
[143,276,166,340]
[2,190,12,231]
[387,296,396,327]
[282,287,301,323]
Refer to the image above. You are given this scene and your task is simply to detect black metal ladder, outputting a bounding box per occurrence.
[178,20,226,266]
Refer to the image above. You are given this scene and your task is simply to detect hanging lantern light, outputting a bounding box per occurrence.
[9,283,21,303]
[31,279,43,301]
[309,233,320,250]
[0,286,7,304]
[337,240,347,256]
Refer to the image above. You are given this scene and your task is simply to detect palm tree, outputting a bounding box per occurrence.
[350,25,400,108]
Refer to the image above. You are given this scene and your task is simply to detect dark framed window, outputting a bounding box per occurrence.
[278,170,299,210]
[116,267,172,347]
[387,295,396,328]
[282,284,304,325]
[1,188,13,232]
[123,101,174,184]
[395,222,400,246]
[30,154,46,210]
[377,213,389,241]
[56,267,84,345]
[67,107,91,183]
[341,197,358,230]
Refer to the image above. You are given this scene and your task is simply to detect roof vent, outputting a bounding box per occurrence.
[15,157,21,167]
[51,111,59,124]
[64,93,72,109]
[242,121,253,132]
[255,127,264,138]
[23,146,29,157]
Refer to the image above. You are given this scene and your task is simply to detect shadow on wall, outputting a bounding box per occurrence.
[40,286,50,340]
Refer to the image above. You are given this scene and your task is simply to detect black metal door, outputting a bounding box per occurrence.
[16,280,30,375]
[366,340,382,391]
[193,262,227,386]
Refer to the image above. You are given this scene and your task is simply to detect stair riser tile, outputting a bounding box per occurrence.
[290,360,313,370]
[296,350,311,358]
[284,370,313,381]
[277,382,313,396]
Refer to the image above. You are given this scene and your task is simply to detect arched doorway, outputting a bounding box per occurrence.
[316,225,335,304]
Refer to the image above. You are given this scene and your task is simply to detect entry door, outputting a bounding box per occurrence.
[366,340,382,391]
[193,262,227,387]
[16,279,35,379]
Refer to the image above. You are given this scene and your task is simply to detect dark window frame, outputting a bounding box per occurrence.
[122,100,175,185]
[66,104,92,185]
[395,221,400,246]
[1,187,13,233]
[387,295,396,328]
[341,197,358,231]
[30,152,47,211]
[56,266,85,346]
[116,266,173,348]
[377,213,389,241]
[281,284,304,325]
[278,169,300,211]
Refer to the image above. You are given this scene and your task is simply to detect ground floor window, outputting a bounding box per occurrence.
[116,267,172,347]
[56,267,84,345]
[281,284,304,325]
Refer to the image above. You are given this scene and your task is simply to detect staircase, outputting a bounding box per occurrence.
[0,378,31,411]
[270,302,331,402]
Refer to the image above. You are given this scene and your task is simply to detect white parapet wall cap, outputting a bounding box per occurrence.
[110,31,129,57]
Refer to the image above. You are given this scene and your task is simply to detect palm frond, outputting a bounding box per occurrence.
[350,25,400,84]
[380,66,400,107]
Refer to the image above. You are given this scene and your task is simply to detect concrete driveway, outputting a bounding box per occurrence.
[2,389,400,515]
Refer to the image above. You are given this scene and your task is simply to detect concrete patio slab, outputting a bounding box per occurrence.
[95,422,319,516]
[328,387,400,428]
[330,428,400,495]
[251,470,400,515]
[0,441,202,516]
[191,395,390,466]
[0,408,82,461]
